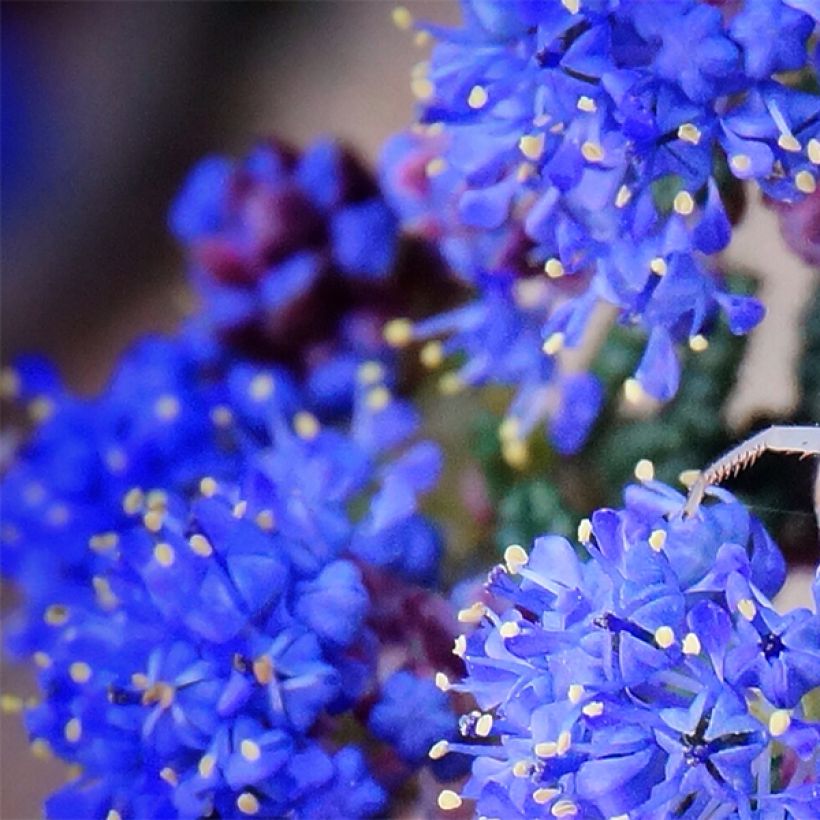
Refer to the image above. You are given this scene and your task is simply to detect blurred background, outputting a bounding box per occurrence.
[1,2,817,817]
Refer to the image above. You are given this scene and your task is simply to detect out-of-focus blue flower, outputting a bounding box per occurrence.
[381,0,819,446]
[437,481,819,818]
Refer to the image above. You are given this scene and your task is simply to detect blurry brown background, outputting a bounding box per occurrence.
[1,2,816,818]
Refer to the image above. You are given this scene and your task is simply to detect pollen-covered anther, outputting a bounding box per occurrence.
[210,404,233,427]
[808,138,820,164]
[654,626,675,649]
[383,318,414,347]
[255,510,275,531]
[730,154,751,173]
[391,5,413,30]
[567,683,584,704]
[143,510,164,533]
[577,95,596,112]
[198,754,216,778]
[428,739,450,760]
[160,767,178,786]
[458,602,486,624]
[29,397,55,423]
[366,386,391,411]
[634,458,655,482]
[577,518,592,544]
[357,360,384,385]
[0,694,23,714]
[561,0,581,13]
[468,85,489,109]
[534,788,560,805]
[411,77,434,101]
[240,739,261,762]
[542,332,565,356]
[551,801,579,817]
[503,440,529,469]
[44,605,69,626]
[689,334,709,352]
[738,598,757,621]
[69,662,92,684]
[475,714,493,737]
[189,534,213,557]
[499,621,521,639]
[105,811,122,820]
[426,157,447,177]
[453,635,467,657]
[153,542,175,568]
[678,468,699,488]
[252,655,274,685]
[30,739,52,760]
[519,133,545,161]
[556,730,572,755]
[581,141,604,163]
[768,709,791,737]
[233,500,248,519]
[512,760,532,777]
[64,718,82,743]
[777,133,801,152]
[623,378,648,405]
[673,191,695,215]
[650,257,667,276]
[582,701,604,718]
[435,672,450,691]
[544,258,564,278]
[89,532,119,553]
[438,790,463,811]
[677,123,702,145]
[795,170,816,194]
[682,632,702,655]
[142,681,175,709]
[504,543,529,573]
[199,476,218,497]
[294,411,320,440]
[438,372,464,396]
[535,741,558,758]
[648,529,667,552]
[123,487,144,515]
[237,792,260,816]
[615,184,632,208]
[154,394,180,421]
[0,367,20,399]
[420,340,444,369]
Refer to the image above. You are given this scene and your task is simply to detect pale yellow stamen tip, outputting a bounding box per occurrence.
[426,157,447,178]
[210,405,233,428]
[240,739,261,762]
[30,739,52,760]
[411,77,434,101]
[44,605,69,626]
[689,334,709,353]
[383,318,413,348]
[552,800,579,817]
[366,386,391,412]
[233,500,248,519]
[198,754,216,778]
[123,487,144,515]
[738,598,757,621]
[428,739,450,760]
[29,397,55,423]
[682,632,702,655]
[778,133,800,152]
[89,532,119,553]
[435,672,450,691]
[502,440,529,469]
[105,811,122,820]
[556,729,572,755]
[438,372,464,396]
[438,790,463,811]
[769,709,791,737]
[255,510,275,531]
[512,760,531,777]
[414,30,430,47]
[475,713,493,737]
[623,378,647,405]
[64,717,82,743]
[160,766,178,786]
[143,510,164,533]
[679,469,700,489]
[0,367,20,399]
[654,626,675,649]
[673,191,695,216]
[544,258,565,278]
[730,154,751,173]
[677,123,702,145]
[249,373,275,402]
[581,141,604,163]
[237,792,260,815]
[69,662,92,684]
[796,170,816,194]
[199,476,218,497]
[562,0,581,12]
[498,418,520,444]
[615,184,632,209]
[567,684,585,704]
[458,602,486,624]
[453,635,467,657]
[357,360,384,385]
[807,138,820,164]
[499,621,521,639]
[519,133,545,161]
[577,95,596,113]
[0,694,23,714]
[534,788,560,805]
[577,518,593,544]
[153,543,175,568]
[504,543,529,573]
[392,5,413,30]
[420,340,444,369]
[294,411,320,440]
[542,332,565,356]
[634,458,655,482]
[189,534,213,557]
[468,85,489,109]
[253,656,274,685]
[93,576,118,609]
[535,741,558,758]
[33,652,52,669]
[582,701,604,718]
[154,395,180,421]
[650,257,667,276]
[648,529,667,552]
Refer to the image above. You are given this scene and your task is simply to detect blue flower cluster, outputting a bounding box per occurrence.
[171,138,403,414]
[439,480,820,818]
[1,332,462,818]
[381,0,819,450]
